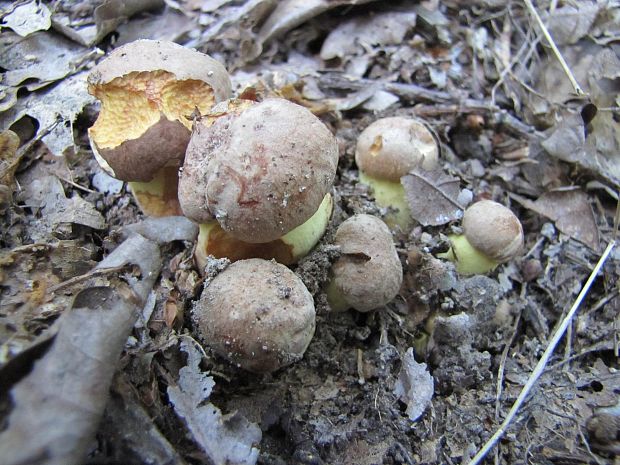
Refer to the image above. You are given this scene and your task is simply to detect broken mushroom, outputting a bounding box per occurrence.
[326,214,403,312]
[87,39,231,216]
[178,98,339,269]
[438,200,524,275]
[193,258,316,373]
[355,117,439,229]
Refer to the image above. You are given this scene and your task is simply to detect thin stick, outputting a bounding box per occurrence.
[468,240,616,465]
[522,0,585,96]
[48,265,129,294]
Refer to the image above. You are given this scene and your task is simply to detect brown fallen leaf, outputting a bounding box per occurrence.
[512,189,600,250]
[401,168,466,226]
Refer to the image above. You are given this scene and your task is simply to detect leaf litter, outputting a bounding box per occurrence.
[0,1,619,464]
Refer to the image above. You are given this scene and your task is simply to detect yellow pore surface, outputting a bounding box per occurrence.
[89,71,215,149]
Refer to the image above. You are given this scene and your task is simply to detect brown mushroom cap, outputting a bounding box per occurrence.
[178,98,339,243]
[462,200,524,263]
[355,116,438,182]
[88,39,231,182]
[193,259,316,373]
[331,214,403,312]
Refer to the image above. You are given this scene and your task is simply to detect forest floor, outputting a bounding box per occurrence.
[1,1,619,464]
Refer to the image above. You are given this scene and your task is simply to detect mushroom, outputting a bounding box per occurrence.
[87,39,231,216]
[355,116,438,229]
[178,98,339,269]
[193,259,316,373]
[326,214,403,312]
[438,200,524,275]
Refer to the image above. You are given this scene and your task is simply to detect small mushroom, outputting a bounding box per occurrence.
[355,117,439,230]
[326,214,403,312]
[193,259,316,373]
[87,39,231,216]
[178,98,339,269]
[438,200,524,275]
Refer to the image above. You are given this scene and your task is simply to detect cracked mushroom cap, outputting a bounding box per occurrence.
[87,39,231,182]
[462,200,524,263]
[355,116,438,182]
[193,259,316,373]
[331,214,403,312]
[178,98,339,243]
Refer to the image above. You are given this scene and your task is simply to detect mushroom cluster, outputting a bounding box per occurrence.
[87,40,525,376]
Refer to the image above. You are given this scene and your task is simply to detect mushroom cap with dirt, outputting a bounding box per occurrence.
[354,116,439,229]
[193,258,316,373]
[327,214,403,312]
[355,116,439,181]
[178,98,339,244]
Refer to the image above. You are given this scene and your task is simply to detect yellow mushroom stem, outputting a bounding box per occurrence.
[194,193,333,271]
[358,171,412,231]
[436,234,499,275]
[128,165,183,217]
[325,275,349,312]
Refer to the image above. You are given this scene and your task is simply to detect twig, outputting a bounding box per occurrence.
[468,240,616,465]
[56,175,97,194]
[522,0,585,96]
[48,265,130,294]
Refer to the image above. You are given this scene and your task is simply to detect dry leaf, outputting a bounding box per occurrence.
[320,9,417,60]
[168,340,261,465]
[0,71,95,156]
[512,190,600,250]
[254,0,376,59]
[394,348,434,422]
[51,0,165,46]
[401,168,465,226]
[2,1,52,37]
[544,4,599,46]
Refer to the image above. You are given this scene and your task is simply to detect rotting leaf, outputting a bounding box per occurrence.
[401,168,465,226]
[393,348,434,422]
[168,340,261,465]
[512,189,600,250]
